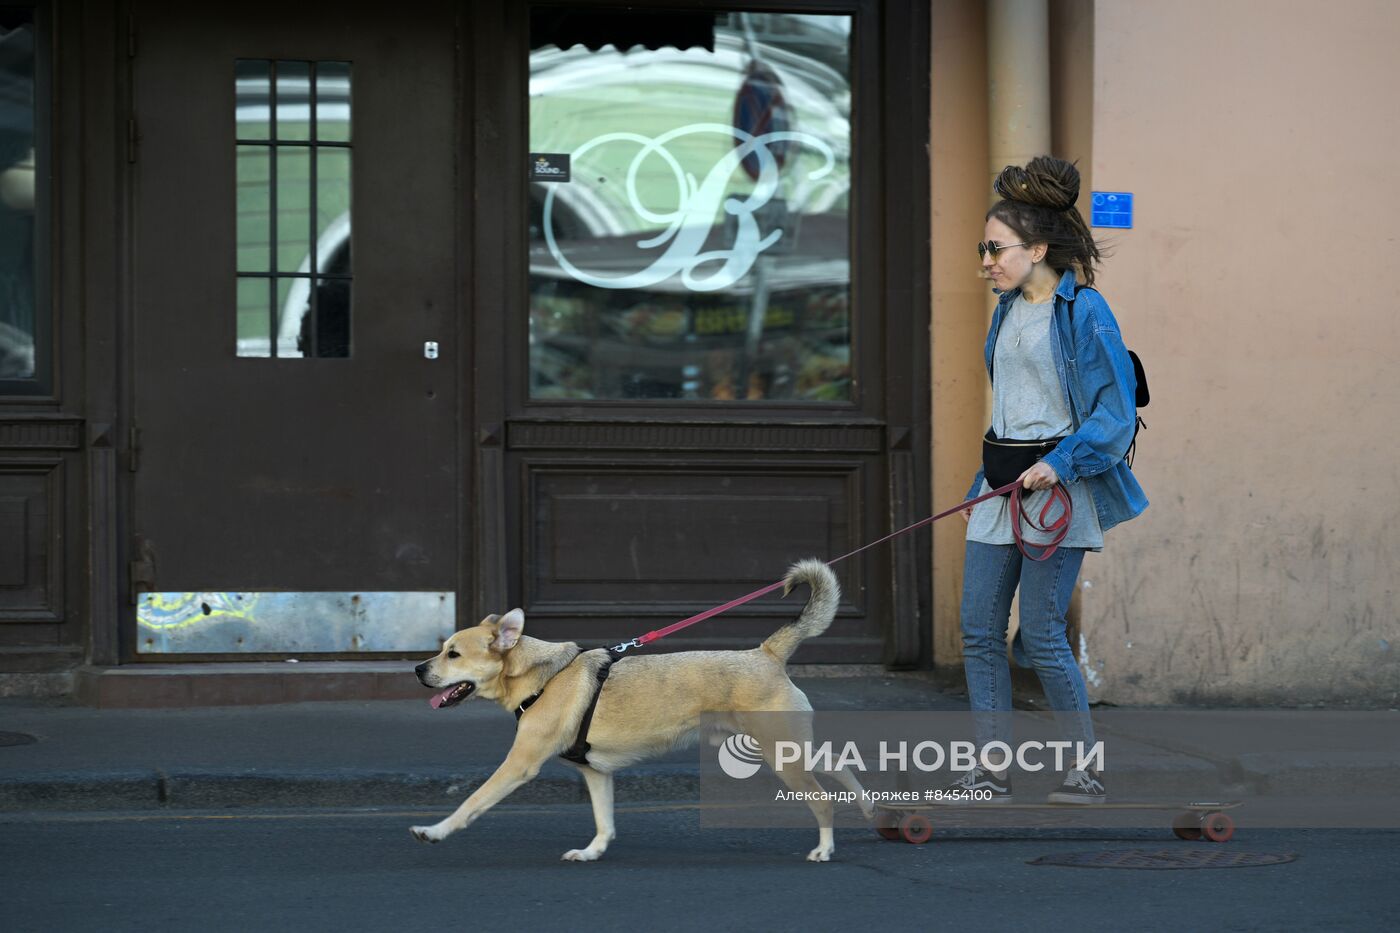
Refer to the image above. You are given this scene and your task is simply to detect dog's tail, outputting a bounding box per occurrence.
[761,559,841,663]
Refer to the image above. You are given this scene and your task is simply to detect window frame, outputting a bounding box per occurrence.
[233,57,355,360]
[516,0,874,416]
[0,0,53,399]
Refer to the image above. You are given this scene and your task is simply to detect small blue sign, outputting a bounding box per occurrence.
[1091,191,1133,229]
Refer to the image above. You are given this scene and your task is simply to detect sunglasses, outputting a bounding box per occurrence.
[977,240,1028,260]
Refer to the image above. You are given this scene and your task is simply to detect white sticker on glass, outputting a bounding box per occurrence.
[541,123,834,293]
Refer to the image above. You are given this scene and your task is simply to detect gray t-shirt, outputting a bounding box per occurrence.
[967,293,1104,550]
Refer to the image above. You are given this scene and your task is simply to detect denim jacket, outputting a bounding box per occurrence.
[965,268,1148,533]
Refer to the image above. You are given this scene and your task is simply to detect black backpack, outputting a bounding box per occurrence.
[1126,350,1148,467]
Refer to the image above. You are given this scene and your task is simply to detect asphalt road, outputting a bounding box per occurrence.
[3,805,1396,932]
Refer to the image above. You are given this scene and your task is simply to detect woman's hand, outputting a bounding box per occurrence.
[1019,461,1060,491]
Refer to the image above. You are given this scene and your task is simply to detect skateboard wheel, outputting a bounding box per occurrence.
[1202,811,1235,843]
[875,810,902,841]
[1172,812,1203,841]
[899,813,933,845]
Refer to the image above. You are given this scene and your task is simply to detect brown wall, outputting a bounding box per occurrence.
[1079,0,1400,703]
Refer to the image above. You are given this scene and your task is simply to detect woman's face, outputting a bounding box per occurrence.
[981,217,1038,291]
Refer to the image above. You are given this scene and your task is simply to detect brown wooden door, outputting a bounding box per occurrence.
[128,1,462,657]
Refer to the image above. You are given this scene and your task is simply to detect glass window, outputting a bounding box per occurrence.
[0,9,45,392]
[528,10,852,402]
[235,59,352,358]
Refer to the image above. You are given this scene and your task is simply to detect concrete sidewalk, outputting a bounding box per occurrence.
[0,674,960,811]
[2,673,1396,814]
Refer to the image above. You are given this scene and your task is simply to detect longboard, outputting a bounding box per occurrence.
[873,799,1242,845]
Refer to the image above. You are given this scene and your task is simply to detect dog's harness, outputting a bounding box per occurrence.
[514,646,625,766]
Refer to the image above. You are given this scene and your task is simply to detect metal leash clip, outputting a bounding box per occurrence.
[610,637,643,654]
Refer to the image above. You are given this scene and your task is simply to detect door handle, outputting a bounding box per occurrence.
[424,341,439,360]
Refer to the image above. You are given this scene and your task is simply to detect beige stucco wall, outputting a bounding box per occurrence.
[1078,0,1400,704]
[930,0,992,666]
[931,0,1399,705]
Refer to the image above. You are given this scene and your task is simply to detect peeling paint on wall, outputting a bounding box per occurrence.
[1077,631,1103,689]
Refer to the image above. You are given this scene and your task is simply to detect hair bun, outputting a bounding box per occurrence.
[994,156,1080,212]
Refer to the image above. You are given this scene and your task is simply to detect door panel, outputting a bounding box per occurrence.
[519,457,873,663]
[129,1,460,655]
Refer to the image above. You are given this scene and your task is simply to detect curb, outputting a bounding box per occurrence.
[0,765,703,813]
[0,758,1379,814]
[0,760,1240,813]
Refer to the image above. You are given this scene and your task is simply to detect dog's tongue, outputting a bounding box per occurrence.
[429,686,457,709]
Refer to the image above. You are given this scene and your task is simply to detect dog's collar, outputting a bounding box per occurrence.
[514,691,543,719]
[513,645,585,720]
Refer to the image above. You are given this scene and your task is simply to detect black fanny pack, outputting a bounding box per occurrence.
[982,429,1066,496]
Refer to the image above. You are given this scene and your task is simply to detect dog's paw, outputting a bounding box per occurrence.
[806,844,834,862]
[561,846,604,862]
[410,824,445,844]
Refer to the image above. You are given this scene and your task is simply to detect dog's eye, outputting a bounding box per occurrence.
[447,650,460,659]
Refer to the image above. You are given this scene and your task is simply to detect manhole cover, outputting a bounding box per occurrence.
[0,731,38,747]
[1029,849,1295,870]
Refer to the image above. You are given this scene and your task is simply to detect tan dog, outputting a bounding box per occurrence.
[411,559,872,862]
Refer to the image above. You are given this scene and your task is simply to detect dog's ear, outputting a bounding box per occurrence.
[490,608,525,652]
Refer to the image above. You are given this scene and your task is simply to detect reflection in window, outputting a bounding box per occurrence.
[528,11,852,402]
[0,11,41,387]
[235,59,352,358]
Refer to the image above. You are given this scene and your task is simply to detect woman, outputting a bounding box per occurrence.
[947,156,1147,804]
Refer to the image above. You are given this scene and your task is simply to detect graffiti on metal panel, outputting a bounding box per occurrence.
[138,593,261,630]
[541,123,834,293]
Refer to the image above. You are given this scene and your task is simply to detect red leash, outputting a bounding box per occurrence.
[616,480,1072,652]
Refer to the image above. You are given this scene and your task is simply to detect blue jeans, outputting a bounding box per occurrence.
[960,540,1095,757]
